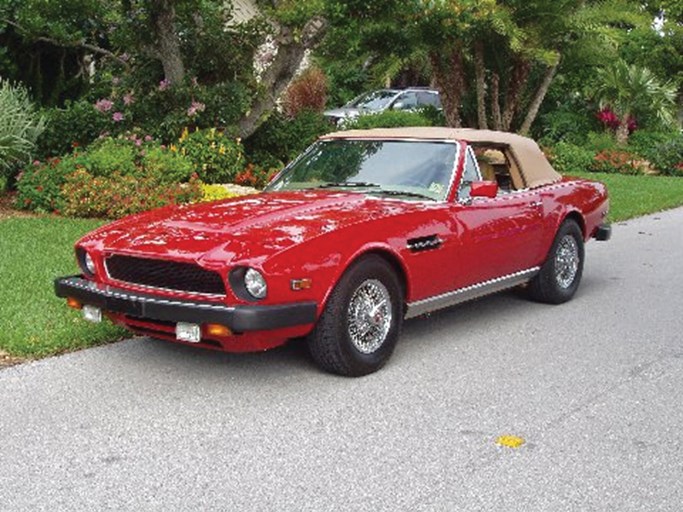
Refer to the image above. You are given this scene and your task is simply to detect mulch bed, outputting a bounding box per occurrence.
[0,351,26,369]
[0,193,35,220]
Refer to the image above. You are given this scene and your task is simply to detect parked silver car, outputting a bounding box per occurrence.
[324,88,441,125]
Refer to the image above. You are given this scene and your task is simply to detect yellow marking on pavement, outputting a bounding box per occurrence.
[496,435,525,448]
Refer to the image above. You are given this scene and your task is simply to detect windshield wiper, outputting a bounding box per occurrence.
[318,181,381,188]
[371,189,436,201]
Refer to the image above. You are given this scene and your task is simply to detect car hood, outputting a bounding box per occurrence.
[81,190,425,265]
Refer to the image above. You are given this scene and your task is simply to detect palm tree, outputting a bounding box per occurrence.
[594,60,677,144]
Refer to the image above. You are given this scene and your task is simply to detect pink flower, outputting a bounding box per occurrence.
[123,92,135,105]
[95,99,114,112]
[187,101,206,117]
[135,139,142,146]
[144,135,153,142]
[158,79,171,91]
[112,112,124,122]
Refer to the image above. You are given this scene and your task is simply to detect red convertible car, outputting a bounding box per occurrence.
[55,127,610,376]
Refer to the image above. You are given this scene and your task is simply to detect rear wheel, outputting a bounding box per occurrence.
[529,219,584,304]
[307,255,403,377]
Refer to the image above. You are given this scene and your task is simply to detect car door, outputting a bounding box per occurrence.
[448,145,544,287]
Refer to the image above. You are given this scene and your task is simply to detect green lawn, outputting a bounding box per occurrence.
[2,171,683,360]
[0,216,125,358]
[568,171,683,222]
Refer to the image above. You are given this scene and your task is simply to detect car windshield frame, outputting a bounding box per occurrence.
[265,138,461,202]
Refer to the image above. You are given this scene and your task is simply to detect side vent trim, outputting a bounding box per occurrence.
[407,235,443,253]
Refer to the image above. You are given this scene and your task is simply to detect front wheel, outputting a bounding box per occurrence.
[529,219,585,304]
[307,255,403,377]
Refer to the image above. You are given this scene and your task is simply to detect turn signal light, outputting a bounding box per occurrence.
[291,278,312,291]
[66,297,82,310]
[205,324,232,337]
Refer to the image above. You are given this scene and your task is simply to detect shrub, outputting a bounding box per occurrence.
[141,146,197,184]
[648,136,683,176]
[60,170,202,219]
[16,135,197,214]
[627,130,678,161]
[585,131,618,152]
[15,158,72,213]
[283,67,328,117]
[343,110,434,130]
[537,108,597,146]
[245,110,333,168]
[590,149,645,175]
[548,142,595,174]
[37,99,110,158]
[177,127,245,183]
[0,79,45,185]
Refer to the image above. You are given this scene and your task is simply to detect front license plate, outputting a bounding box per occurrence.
[82,305,102,323]
[176,322,201,343]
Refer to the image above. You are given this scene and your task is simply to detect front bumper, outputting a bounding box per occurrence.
[593,223,612,241]
[54,276,317,332]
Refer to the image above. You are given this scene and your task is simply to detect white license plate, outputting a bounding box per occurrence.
[176,322,201,343]
[82,305,102,323]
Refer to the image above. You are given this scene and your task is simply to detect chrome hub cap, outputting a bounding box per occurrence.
[347,279,392,354]
[555,235,579,289]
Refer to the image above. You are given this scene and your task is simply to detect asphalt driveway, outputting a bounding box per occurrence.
[1,208,682,511]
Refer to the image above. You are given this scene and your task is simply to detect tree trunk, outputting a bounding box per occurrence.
[491,72,502,131]
[238,16,327,139]
[150,0,185,84]
[430,45,465,128]
[616,116,630,145]
[501,58,531,131]
[474,41,487,130]
[519,61,559,136]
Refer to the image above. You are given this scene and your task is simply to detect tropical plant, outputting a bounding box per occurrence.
[0,79,45,185]
[593,60,678,144]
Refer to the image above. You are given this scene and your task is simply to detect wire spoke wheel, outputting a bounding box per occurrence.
[347,279,392,354]
[555,235,579,289]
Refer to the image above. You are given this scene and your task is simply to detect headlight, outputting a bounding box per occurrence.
[77,247,96,276]
[84,253,96,275]
[244,268,267,299]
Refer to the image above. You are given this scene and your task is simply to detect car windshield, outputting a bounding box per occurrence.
[347,90,397,111]
[266,140,458,201]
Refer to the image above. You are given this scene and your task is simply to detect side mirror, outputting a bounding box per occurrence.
[470,180,498,199]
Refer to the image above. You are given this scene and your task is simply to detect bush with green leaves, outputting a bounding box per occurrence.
[548,142,596,174]
[648,136,683,176]
[37,99,110,158]
[177,127,246,183]
[244,109,333,169]
[16,135,197,215]
[0,79,45,185]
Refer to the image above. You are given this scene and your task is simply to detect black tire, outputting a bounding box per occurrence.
[529,219,585,304]
[307,255,403,377]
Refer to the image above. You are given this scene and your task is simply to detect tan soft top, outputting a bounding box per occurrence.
[321,127,562,189]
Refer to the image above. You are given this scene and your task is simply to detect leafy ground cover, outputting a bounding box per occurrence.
[1,170,683,362]
[0,214,125,361]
